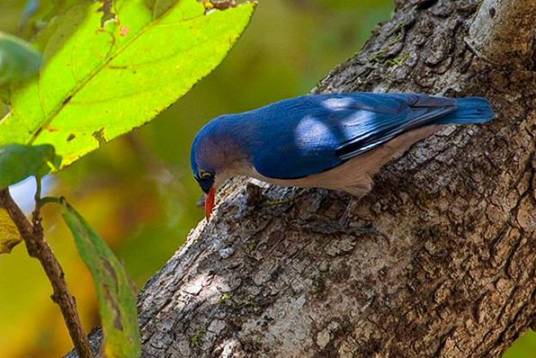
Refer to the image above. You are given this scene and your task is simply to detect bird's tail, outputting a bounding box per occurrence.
[438,97,496,125]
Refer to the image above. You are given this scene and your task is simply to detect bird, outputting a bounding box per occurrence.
[190,92,495,219]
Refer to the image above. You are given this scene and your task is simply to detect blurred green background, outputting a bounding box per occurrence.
[0,0,534,356]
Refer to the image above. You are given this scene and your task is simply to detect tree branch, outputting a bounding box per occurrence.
[0,189,93,358]
[468,0,536,68]
[71,0,536,356]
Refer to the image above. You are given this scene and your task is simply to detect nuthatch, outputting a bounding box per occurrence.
[191,92,495,218]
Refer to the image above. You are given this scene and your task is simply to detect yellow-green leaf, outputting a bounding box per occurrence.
[62,201,140,358]
[0,0,255,167]
[0,32,42,87]
[0,144,61,189]
[0,208,21,255]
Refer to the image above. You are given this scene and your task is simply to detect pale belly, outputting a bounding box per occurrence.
[243,125,442,197]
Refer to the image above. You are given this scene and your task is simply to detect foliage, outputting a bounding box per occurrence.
[0,144,60,189]
[0,0,255,356]
[0,31,41,86]
[0,0,255,168]
[0,208,21,254]
[62,201,140,358]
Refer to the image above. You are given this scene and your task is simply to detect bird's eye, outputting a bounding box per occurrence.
[199,170,212,179]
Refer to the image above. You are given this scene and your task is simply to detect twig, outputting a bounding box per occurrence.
[39,195,64,207]
[0,188,93,358]
[34,175,42,212]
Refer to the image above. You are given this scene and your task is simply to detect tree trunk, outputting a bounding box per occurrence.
[72,0,536,356]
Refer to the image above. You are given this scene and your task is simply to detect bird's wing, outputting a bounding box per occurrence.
[335,93,456,160]
[251,93,457,179]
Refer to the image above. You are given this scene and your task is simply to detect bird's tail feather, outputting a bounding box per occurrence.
[438,97,496,125]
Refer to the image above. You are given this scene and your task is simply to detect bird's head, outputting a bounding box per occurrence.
[191,116,248,219]
[191,129,218,219]
[191,160,217,219]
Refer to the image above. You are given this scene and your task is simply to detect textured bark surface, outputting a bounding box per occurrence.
[72,0,536,356]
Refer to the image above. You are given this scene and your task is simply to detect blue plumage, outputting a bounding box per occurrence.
[191,92,495,217]
[192,93,494,180]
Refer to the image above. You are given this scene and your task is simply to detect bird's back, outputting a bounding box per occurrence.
[233,92,474,179]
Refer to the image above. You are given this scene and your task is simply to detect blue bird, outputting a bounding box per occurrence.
[191,92,495,218]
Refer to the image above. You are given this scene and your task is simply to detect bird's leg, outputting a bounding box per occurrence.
[344,174,374,198]
[337,175,374,225]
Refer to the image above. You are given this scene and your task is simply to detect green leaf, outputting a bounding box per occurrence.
[0,0,255,167]
[0,208,21,255]
[0,32,42,87]
[62,201,140,358]
[0,144,61,189]
[20,0,83,39]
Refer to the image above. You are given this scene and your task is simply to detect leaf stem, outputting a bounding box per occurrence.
[39,195,64,206]
[0,188,93,358]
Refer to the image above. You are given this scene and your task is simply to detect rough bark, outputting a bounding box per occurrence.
[72,0,536,356]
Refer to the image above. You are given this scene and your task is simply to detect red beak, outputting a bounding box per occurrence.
[205,186,216,219]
